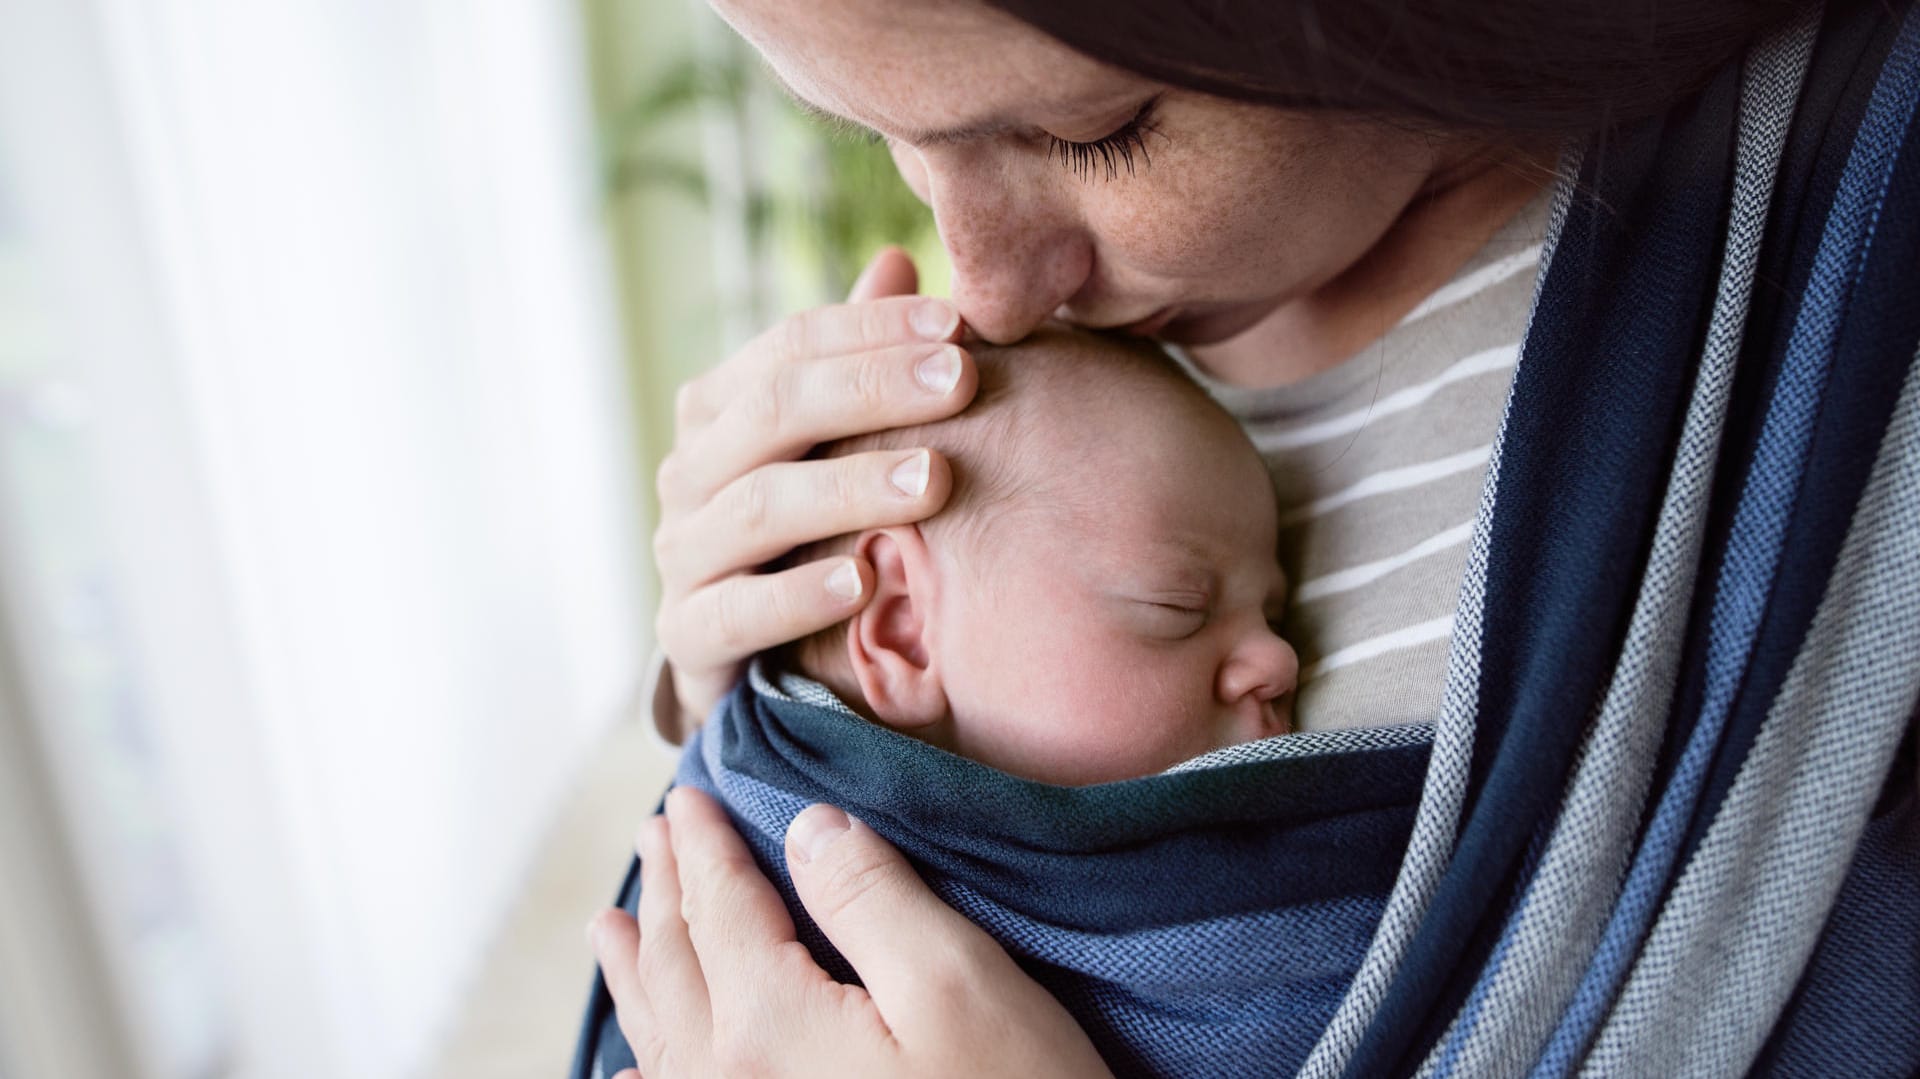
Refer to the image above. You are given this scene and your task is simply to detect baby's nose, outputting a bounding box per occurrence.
[1219,631,1300,709]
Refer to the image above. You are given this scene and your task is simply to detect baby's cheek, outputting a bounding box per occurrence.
[940,603,1067,729]
[1067,658,1208,759]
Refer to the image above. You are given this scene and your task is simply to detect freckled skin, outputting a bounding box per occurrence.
[708,0,1543,381]
[923,373,1296,786]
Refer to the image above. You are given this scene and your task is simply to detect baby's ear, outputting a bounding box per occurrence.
[845,526,948,731]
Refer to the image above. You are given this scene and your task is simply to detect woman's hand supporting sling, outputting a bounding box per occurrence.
[587,787,1114,1079]
[649,248,976,741]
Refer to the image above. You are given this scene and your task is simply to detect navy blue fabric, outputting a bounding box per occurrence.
[1339,45,1745,1079]
[570,685,1428,1079]
[568,1,1920,1073]
[1537,8,1920,1066]
[1674,0,1912,863]
[1653,0,1894,799]
[1349,1,1920,1074]
[1681,0,1920,867]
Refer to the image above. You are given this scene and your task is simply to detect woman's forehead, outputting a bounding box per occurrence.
[709,0,1143,142]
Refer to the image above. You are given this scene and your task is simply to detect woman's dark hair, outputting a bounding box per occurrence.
[982,0,1818,137]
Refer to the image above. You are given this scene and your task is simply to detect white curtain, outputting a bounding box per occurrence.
[0,1,647,1076]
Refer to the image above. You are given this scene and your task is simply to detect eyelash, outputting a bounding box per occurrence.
[1048,97,1161,182]
[1147,601,1209,640]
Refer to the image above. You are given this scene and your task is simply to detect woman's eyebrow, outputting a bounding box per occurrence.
[767,72,1020,147]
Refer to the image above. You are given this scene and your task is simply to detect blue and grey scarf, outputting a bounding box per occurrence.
[573,1,1920,1074]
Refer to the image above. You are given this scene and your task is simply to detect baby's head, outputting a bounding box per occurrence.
[786,327,1296,785]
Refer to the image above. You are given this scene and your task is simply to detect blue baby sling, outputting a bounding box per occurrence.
[572,1,1920,1074]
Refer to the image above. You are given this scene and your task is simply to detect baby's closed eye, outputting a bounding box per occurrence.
[1125,597,1209,640]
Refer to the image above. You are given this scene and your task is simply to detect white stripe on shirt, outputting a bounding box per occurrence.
[1294,520,1476,603]
[1300,615,1456,682]
[1397,244,1543,327]
[1280,445,1493,527]
[1256,345,1519,452]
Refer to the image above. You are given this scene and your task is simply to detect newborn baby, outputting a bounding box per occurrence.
[578,329,1407,1079]
[779,325,1297,785]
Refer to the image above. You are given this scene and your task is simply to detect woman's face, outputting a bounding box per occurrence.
[711,0,1449,345]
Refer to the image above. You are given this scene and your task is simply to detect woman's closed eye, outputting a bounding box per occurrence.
[1048,95,1162,182]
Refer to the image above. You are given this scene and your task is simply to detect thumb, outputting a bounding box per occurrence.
[847,245,919,302]
[785,804,1005,1019]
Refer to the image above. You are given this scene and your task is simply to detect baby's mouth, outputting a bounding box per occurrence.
[1264,692,1295,737]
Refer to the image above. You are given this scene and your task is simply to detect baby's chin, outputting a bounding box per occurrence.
[940,711,1252,787]
[940,718,1159,787]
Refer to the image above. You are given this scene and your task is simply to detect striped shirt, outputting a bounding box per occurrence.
[649,195,1551,746]
[1180,194,1549,732]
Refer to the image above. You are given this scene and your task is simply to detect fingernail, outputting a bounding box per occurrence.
[585,916,603,949]
[889,449,930,497]
[910,301,959,341]
[825,560,862,602]
[787,804,851,865]
[915,346,962,394]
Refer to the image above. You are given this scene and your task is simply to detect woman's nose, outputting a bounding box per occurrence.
[1217,629,1300,710]
[927,167,1090,344]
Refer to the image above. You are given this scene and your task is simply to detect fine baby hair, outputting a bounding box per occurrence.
[777,325,1236,699]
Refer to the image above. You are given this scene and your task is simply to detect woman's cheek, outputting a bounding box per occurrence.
[1084,174,1265,281]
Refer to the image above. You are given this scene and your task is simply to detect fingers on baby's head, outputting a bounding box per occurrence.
[779,327,1246,677]
[806,326,1239,551]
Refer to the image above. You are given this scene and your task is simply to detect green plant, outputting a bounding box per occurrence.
[604,44,939,304]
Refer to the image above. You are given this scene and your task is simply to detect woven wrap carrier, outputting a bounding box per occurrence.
[572,1,1920,1074]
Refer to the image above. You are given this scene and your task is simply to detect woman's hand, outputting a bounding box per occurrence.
[587,788,1114,1079]
[651,248,977,740]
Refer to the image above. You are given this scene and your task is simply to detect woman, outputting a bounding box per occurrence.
[580,0,1920,1075]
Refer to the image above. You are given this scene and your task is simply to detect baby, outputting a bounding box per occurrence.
[776,325,1298,785]
[578,329,1329,1079]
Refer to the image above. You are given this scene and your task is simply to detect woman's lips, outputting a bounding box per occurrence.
[1120,308,1178,337]
[1056,300,1181,338]
[1059,298,1269,344]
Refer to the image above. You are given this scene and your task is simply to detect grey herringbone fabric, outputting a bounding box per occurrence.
[1580,346,1920,1075]
[1411,18,1819,1076]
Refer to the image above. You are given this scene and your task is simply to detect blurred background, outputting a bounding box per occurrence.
[0,1,941,1076]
